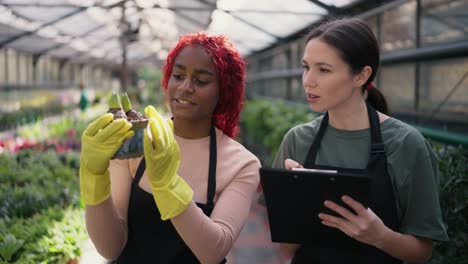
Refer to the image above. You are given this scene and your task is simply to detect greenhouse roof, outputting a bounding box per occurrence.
[0,0,361,66]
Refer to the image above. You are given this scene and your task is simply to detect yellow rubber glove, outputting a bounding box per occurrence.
[80,113,134,205]
[143,105,193,220]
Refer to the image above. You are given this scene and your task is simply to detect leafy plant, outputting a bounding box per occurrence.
[0,149,80,218]
[430,145,468,264]
[0,207,86,263]
[241,99,317,164]
[0,102,72,132]
[0,234,24,262]
[137,66,163,106]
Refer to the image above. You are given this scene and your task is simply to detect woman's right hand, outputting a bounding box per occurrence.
[143,105,194,220]
[284,158,304,170]
[80,113,134,205]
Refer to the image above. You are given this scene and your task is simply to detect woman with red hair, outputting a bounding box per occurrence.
[80,32,260,263]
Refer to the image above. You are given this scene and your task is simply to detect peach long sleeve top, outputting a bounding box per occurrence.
[85,128,261,264]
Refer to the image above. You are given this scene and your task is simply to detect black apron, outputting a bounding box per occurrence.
[116,127,226,263]
[291,103,401,264]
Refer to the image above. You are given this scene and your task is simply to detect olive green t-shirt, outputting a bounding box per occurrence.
[272,116,449,242]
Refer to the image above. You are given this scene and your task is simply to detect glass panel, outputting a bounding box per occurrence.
[68,64,74,83]
[77,65,83,84]
[0,25,23,43]
[364,15,378,41]
[419,57,468,119]
[10,6,77,23]
[26,55,33,84]
[69,64,76,83]
[11,36,55,53]
[48,58,53,82]
[379,63,415,112]
[208,10,276,53]
[320,0,359,7]
[51,59,59,82]
[267,78,288,98]
[381,0,416,52]
[82,65,90,84]
[62,63,69,82]
[18,53,27,84]
[2,0,68,4]
[228,0,322,39]
[292,77,304,101]
[45,57,52,82]
[210,0,323,55]
[292,41,303,69]
[0,50,5,83]
[421,0,468,46]
[7,49,17,84]
[44,57,50,82]
[271,50,288,71]
[54,13,100,36]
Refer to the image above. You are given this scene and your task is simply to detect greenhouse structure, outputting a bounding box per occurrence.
[0,0,466,263]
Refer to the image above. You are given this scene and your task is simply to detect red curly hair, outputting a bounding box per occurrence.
[162,32,245,138]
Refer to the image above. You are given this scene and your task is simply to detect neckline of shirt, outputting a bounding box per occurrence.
[174,128,219,145]
[325,117,396,139]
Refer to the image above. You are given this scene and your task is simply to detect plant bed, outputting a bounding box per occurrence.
[0,149,86,263]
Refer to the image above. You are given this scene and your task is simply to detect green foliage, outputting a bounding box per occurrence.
[0,149,80,218]
[0,154,18,185]
[430,146,468,264]
[0,234,24,262]
[0,207,86,263]
[0,149,85,263]
[137,66,164,107]
[0,103,73,132]
[241,99,317,163]
[18,113,89,142]
[48,118,82,140]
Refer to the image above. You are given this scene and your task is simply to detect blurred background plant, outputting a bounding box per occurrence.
[429,145,468,264]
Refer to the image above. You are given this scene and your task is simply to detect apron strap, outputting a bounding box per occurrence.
[206,126,217,208]
[304,113,328,167]
[366,102,385,157]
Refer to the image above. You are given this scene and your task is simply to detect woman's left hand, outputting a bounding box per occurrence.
[144,105,180,186]
[143,105,193,220]
[318,195,389,248]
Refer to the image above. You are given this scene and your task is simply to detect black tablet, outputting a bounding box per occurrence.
[259,167,371,247]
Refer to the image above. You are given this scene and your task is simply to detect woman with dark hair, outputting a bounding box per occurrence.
[272,18,448,263]
[79,32,260,263]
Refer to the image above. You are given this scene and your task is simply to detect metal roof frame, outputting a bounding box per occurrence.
[0,6,88,49]
[0,0,367,66]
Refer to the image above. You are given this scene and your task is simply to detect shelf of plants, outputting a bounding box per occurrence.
[0,88,106,263]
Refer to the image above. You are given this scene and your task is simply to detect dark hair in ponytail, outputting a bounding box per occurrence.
[306,18,389,114]
[366,84,388,114]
